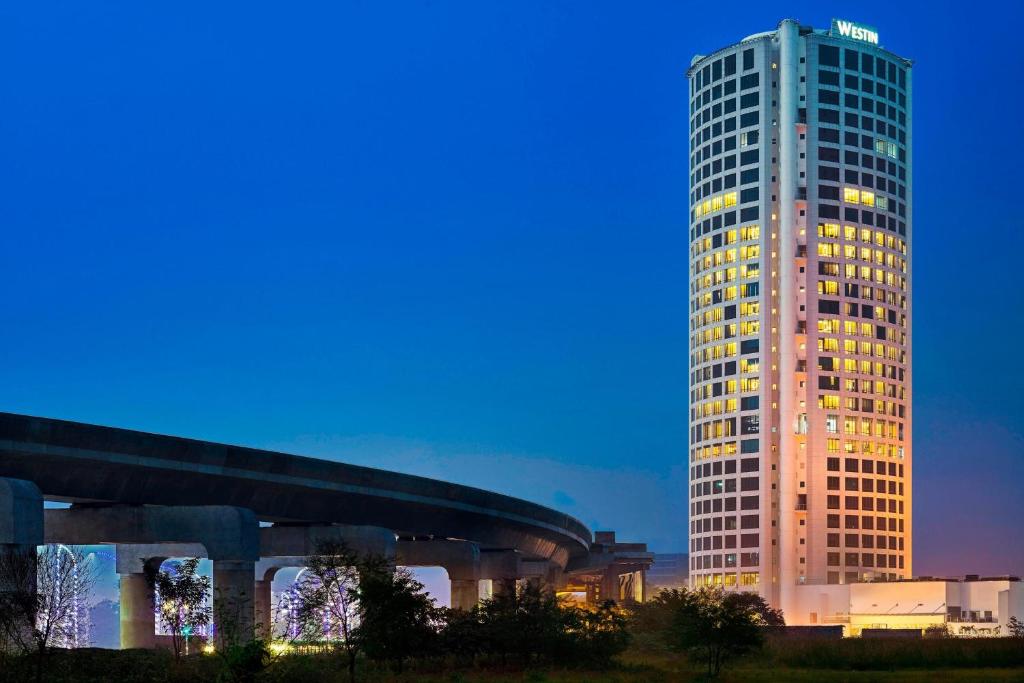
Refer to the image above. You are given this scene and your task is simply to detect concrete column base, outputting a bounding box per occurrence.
[254,579,272,640]
[491,578,518,598]
[119,572,156,649]
[450,579,479,611]
[213,560,255,645]
[0,478,43,650]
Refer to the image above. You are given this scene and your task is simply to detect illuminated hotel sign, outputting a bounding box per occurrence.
[831,19,879,45]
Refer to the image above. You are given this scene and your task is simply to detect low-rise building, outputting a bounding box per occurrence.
[789,575,1024,635]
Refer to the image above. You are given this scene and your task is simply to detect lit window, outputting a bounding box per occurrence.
[843,187,860,204]
[818,222,840,238]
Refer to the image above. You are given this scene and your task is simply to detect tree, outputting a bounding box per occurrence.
[476,580,568,665]
[291,541,366,683]
[1009,616,1024,639]
[566,600,631,668]
[655,586,780,678]
[150,557,212,659]
[721,591,785,627]
[0,544,96,683]
[359,565,440,672]
[459,581,629,669]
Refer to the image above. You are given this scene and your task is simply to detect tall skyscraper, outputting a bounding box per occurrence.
[686,19,912,614]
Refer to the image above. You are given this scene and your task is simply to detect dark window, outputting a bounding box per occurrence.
[819,70,840,86]
[819,108,839,124]
[742,48,754,70]
[740,92,758,109]
[818,300,840,314]
[819,44,839,67]
[819,89,839,105]
[844,49,859,70]
[740,72,759,90]
[724,53,737,76]
[820,127,840,143]
[818,185,839,200]
[818,146,839,162]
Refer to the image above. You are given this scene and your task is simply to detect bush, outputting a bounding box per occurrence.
[630,587,782,677]
[765,635,1024,670]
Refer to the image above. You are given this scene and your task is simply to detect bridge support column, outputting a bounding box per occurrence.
[213,560,255,647]
[254,577,273,640]
[116,543,205,650]
[397,539,483,610]
[450,579,479,610]
[119,570,157,649]
[481,549,521,599]
[47,506,260,646]
[0,478,43,650]
[521,560,564,595]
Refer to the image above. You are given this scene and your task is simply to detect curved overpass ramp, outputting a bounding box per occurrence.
[0,412,590,567]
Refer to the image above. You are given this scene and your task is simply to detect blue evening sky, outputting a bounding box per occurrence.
[2,0,1022,578]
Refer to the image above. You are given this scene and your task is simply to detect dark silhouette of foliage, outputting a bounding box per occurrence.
[358,565,441,672]
[290,541,365,683]
[633,586,784,677]
[149,557,211,660]
[0,545,96,683]
[1009,616,1024,639]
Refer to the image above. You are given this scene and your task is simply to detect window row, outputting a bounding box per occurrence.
[691,48,756,94]
[818,44,907,90]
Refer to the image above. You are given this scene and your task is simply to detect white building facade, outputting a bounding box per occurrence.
[686,19,912,618]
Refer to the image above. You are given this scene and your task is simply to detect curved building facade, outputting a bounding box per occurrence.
[686,19,912,612]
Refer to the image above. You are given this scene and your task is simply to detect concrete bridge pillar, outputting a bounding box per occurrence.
[481,549,522,598]
[450,579,480,611]
[116,543,205,649]
[119,569,156,649]
[0,478,43,649]
[522,559,565,595]
[253,525,398,638]
[47,505,260,647]
[396,539,481,610]
[213,560,255,646]
[253,574,274,641]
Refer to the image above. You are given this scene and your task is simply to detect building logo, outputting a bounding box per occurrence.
[831,19,879,45]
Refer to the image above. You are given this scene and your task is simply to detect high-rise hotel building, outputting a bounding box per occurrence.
[686,19,912,612]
